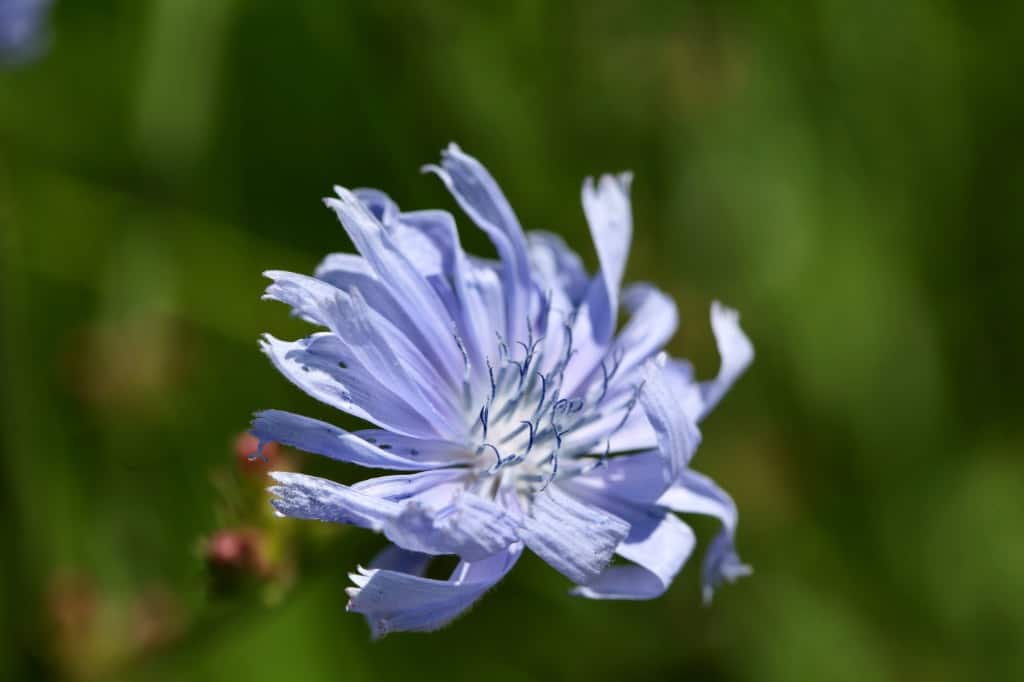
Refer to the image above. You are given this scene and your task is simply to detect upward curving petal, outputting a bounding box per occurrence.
[563,467,697,601]
[526,231,589,307]
[640,355,703,482]
[424,144,534,342]
[353,187,400,225]
[393,209,492,388]
[698,301,754,420]
[581,172,634,343]
[324,188,465,391]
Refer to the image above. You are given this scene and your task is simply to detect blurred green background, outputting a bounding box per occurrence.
[2,1,1022,680]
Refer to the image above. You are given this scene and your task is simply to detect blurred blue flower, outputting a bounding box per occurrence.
[0,0,52,66]
[253,145,753,637]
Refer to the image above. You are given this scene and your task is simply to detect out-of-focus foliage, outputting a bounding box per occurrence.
[1,1,1022,680]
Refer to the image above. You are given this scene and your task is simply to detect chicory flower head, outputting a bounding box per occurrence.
[253,145,753,637]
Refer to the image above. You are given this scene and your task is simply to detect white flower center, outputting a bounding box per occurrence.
[460,323,643,498]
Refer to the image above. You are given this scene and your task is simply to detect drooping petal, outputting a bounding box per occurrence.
[251,409,472,470]
[699,301,754,420]
[367,544,433,576]
[572,508,695,601]
[347,542,523,638]
[581,172,634,343]
[658,468,751,603]
[517,484,630,584]
[640,355,703,482]
[565,461,696,600]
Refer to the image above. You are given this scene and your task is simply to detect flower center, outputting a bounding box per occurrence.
[462,321,643,497]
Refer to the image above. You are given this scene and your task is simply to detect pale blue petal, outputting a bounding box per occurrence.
[610,284,678,380]
[353,469,470,502]
[264,273,466,435]
[581,172,634,342]
[569,450,667,504]
[563,474,696,600]
[526,230,589,306]
[699,301,754,419]
[268,471,399,529]
[353,187,399,225]
[560,382,656,457]
[563,282,678,402]
[270,472,515,560]
[518,484,630,584]
[324,188,464,390]
[395,209,493,385]
[572,508,695,600]
[424,143,533,341]
[327,286,466,433]
[347,542,522,638]
[463,263,507,360]
[368,544,432,576]
[313,254,426,343]
[251,410,472,470]
[640,356,703,482]
[383,492,521,561]
[658,468,751,603]
[260,333,440,438]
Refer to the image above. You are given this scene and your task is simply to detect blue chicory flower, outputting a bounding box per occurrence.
[253,145,753,637]
[0,0,52,66]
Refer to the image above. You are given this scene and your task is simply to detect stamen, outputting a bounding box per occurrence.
[453,332,471,378]
[610,380,645,436]
[538,449,559,492]
[487,358,497,403]
[520,420,536,454]
[495,331,509,361]
[478,404,490,441]
[534,371,548,414]
[598,360,611,404]
[478,442,502,471]
[453,332,473,408]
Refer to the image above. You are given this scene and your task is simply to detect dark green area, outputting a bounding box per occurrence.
[2,1,1022,680]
